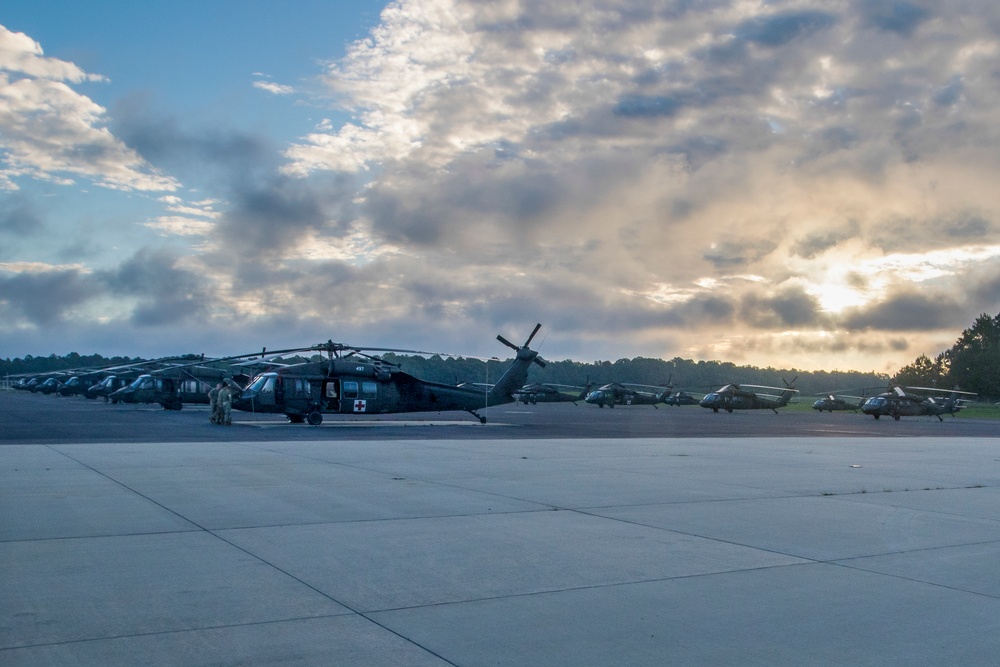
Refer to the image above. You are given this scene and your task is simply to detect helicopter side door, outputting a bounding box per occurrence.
[340,379,379,413]
[322,379,340,412]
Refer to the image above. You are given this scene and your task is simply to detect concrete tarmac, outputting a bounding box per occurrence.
[3,394,1000,664]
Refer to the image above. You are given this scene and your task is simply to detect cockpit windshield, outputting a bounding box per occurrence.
[247,374,277,393]
[128,375,153,389]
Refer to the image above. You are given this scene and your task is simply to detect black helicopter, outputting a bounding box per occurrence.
[860,386,977,421]
[513,381,592,405]
[232,324,546,425]
[584,382,672,408]
[699,379,798,413]
[812,393,865,412]
[109,359,249,410]
[663,390,700,406]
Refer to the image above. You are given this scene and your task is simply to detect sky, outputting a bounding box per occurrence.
[2,0,999,374]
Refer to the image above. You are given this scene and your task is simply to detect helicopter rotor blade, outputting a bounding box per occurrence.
[524,323,542,348]
[496,335,519,352]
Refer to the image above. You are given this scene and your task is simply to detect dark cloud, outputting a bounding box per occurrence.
[860,0,931,36]
[111,95,277,179]
[0,269,96,326]
[112,95,367,259]
[704,239,778,268]
[739,288,824,329]
[970,269,1000,310]
[840,290,967,331]
[615,94,685,118]
[215,173,352,256]
[98,248,210,326]
[734,10,837,47]
[868,211,998,252]
[0,194,43,237]
[945,213,992,239]
[933,76,964,108]
[791,221,861,259]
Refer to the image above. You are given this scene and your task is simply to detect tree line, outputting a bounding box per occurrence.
[0,352,140,378]
[380,353,887,399]
[892,312,1000,400]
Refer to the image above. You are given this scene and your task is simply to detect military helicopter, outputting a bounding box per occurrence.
[513,381,592,405]
[88,374,135,403]
[33,376,66,395]
[699,379,798,413]
[664,391,700,406]
[812,393,865,412]
[584,382,672,408]
[58,372,108,398]
[860,386,977,421]
[661,379,701,406]
[231,324,546,425]
[110,358,250,410]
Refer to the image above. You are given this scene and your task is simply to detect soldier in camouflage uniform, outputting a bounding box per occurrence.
[219,381,233,426]
[208,382,222,424]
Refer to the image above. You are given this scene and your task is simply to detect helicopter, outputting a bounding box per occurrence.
[699,379,798,413]
[860,386,977,421]
[513,381,593,405]
[231,324,546,425]
[584,382,672,408]
[109,358,250,410]
[33,376,66,395]
[87,374,135,402]
[811,394,865,412]
[662,383,702,406]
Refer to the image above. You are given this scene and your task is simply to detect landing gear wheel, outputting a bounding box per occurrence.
[307,411,323,426]
[287,414,305,424]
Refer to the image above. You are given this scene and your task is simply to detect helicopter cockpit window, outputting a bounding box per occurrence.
[343,381,359,399]
[137,376,155,390]
[248,374,277,394]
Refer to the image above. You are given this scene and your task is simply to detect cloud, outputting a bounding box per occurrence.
[841,289,969,331]
[0,192,43,237]
[98,248,211,326]
[252,79,296,95]
[859,0,931,36]
[0,25,179,192]
[733,10,838,47]
[0,25,105,82]
[0,265,96,326]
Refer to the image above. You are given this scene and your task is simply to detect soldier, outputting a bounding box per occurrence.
[219,380,233,426]
[208,382,222,424]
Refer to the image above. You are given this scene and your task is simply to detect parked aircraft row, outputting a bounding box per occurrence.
[812,386,976,421]
[7,324,976,424]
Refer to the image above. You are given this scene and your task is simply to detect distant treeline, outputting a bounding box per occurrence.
[1,353,141,378]
[381,353,887,399]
